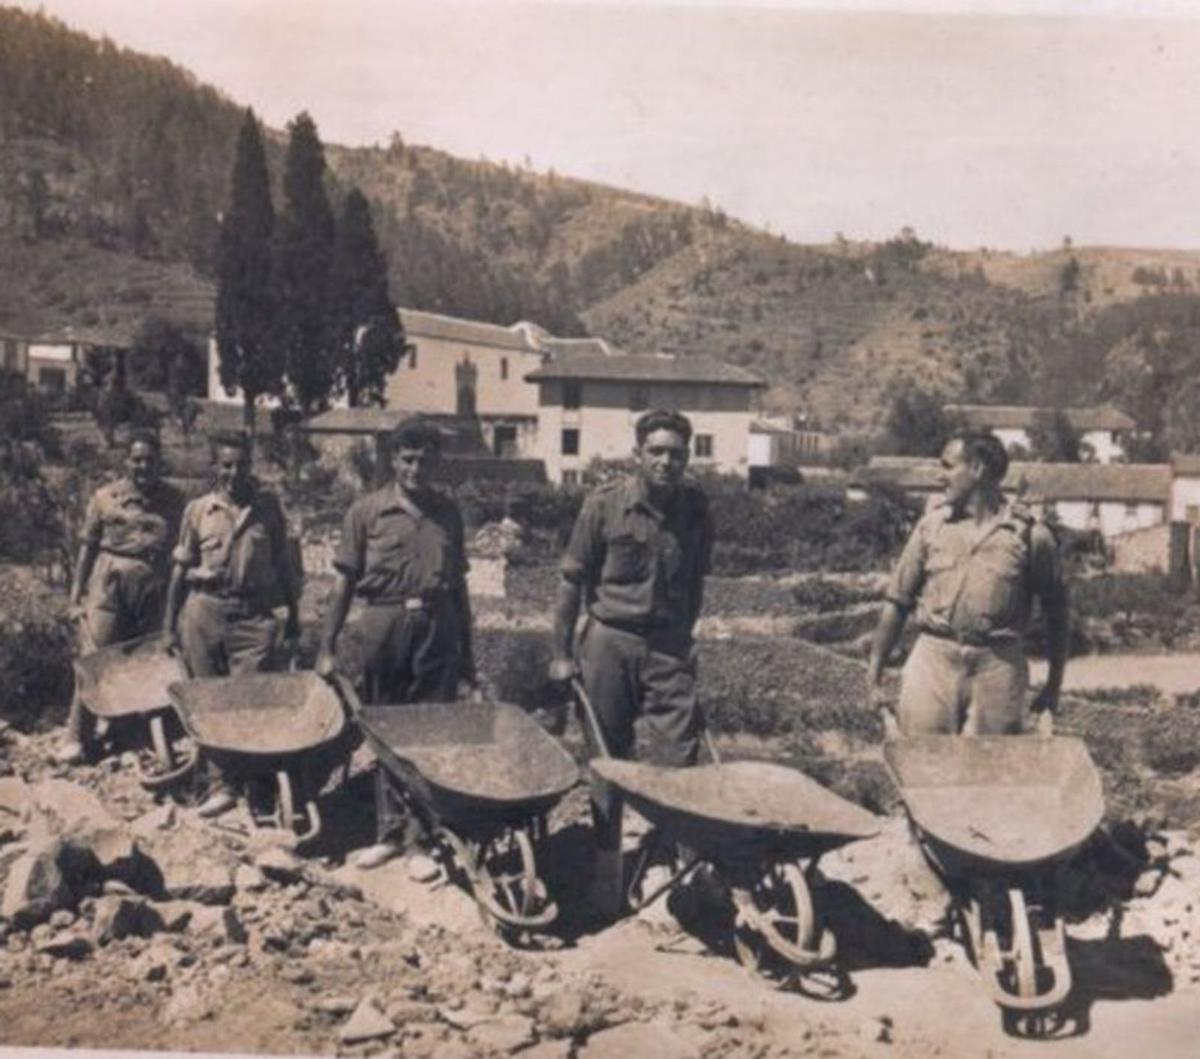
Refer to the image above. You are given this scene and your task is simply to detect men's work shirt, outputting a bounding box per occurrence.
[172,485,294,607]
[333,483,468,603]
[81,478,185,571]
[562,476,713,632]
[885,500,1064,643]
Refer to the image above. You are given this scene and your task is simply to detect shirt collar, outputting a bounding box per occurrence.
[622,474,670,521]
[379,481,428,521]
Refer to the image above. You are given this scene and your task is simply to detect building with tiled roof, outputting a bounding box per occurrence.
[525,352,766,483]
[857,455,1172,538]
[943,404,1135,464]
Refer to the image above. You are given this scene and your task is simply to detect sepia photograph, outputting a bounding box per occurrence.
[1,1,1198,1056]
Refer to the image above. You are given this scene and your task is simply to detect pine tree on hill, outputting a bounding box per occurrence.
[330,188,407,407]
[214,109,280,435]
[275,111,336,415]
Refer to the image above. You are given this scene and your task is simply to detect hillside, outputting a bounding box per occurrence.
[5,5,1200,439]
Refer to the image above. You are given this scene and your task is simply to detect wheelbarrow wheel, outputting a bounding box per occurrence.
[472,826,554,942]
[732,861,835,980]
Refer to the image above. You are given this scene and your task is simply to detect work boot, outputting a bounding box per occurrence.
[197,787,236,819]
[349,842,402,870]
[585,848,626,922]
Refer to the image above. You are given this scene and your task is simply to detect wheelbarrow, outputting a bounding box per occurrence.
[73,632,195,790]
[167,671,351,841]
[345,684,580,943]
[884,734,1104,1016]
[574,680,880,988]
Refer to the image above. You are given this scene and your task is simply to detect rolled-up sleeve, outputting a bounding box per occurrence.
[332,501,366,581]
[560,495,604,585]
[171,500,201,567]
[885,518,929,613]
[1028,523,1066,607]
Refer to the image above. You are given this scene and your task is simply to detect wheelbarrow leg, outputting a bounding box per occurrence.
[275,770,295,832]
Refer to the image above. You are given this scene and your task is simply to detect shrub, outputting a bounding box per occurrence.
[0,572,74,731]
[791,577,884,613]
[1071,572,1182,621]
[1072,685,1164,709]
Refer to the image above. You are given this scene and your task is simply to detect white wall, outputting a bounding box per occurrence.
[1171,476,1200,522]
[534,379,755,483]
[1050,498,1163,538]
[1080,429,1123,464]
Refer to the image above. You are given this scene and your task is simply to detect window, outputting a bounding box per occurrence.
[561,428,580,456]
[562,470,579,486]
[500,357,509,381]
[563,380,582,410]
[628,385,648,411]
[694,434,714,459]
[1124,502,1139,517]
[37,367,66,392]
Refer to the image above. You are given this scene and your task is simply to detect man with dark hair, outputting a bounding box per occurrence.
[316,416,476,868]
[867,431,1069,736]
[58,429,185,763]
[548,407,713,917]
[163,432,301,816]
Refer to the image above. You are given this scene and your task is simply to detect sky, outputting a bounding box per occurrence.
[11,0,1200,251]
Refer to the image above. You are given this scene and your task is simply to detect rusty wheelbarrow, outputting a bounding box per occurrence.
[73,632,195,790]
[884,735,1104,1016]
[347,687,580,944]
[167,671,351,841]
[573,673,879,988]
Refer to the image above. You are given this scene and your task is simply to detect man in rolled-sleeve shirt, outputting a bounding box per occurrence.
[163,432,301,817]
[58,429,185,763]
[867,432,1069,736]
[547,408,714,916]
[316,416,475,868]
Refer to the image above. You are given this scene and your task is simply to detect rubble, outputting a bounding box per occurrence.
[338,997,395,1044]
[2,839,70,926]
[579,1021,699,1059]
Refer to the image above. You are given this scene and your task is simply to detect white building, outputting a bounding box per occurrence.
[858,456,1171,538]
[525,353,765,485]
[943,404,1135,464]
[207,308,614,459]
[1170,453,1200,523]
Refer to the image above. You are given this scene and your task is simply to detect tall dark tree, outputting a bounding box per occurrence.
[330,188,407,407]
[275,111,336,415]
[214,109,280,434]
[1029,408,1082,463]
[881,382,960,457]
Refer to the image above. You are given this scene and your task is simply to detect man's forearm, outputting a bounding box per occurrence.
[319,571,356,652]
[70,543,97,604]
[553,578,583,659]
[867,601,907,684]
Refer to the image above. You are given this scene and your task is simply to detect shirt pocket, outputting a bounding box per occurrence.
[603,533,651,584]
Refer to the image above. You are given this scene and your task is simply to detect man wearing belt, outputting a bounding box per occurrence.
[58,429,185,764]
[164,432,301,816]
[548,408,713,917]
[867,432,1069,736]
[316,416,475,869]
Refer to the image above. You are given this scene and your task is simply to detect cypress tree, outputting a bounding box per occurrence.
[214,109,280,434]
[275,111,336,415]
[330,187,407,407]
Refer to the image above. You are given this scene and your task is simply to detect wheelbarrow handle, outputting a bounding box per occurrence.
[569,677,613,760]
[323,670,365,717]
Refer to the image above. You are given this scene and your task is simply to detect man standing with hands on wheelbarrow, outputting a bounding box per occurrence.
[163,431,302,817]
[58,429,186,764]
[316,416,478,869]
[548,408,714,919]
[866,431,1069,738]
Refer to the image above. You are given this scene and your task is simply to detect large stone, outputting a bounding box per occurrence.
[338,998,395,1044]
[190,905,248,945]
[160,985,214,1026]
[91,895,163,944]
[466,1014,536,1053]
[254,846,304,885]
[151,900,196,933]
[541,992,586,1038]
[162,862,235,906]
[520,1043,573,1059]
[1,840,69,927]
[579,1023,698,1059]
[0,778,32,825]
[34,930,93,960]
[234,863,268,893]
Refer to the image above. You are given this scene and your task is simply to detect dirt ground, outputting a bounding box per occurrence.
[2,708,1199,1059]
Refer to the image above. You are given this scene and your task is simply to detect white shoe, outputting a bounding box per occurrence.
[350,842,401,870]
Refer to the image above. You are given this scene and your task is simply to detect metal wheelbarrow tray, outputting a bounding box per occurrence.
[593,758,880,985]
[168,672,350,841]
[73,632,194,788]
[354,698,580,941]
[884,735,1105,1016]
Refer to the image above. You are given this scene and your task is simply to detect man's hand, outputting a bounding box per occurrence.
[547,656,576,684]
[314,645,336,678]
